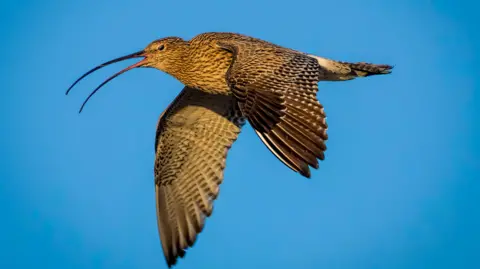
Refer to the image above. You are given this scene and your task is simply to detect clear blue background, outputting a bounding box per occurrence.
[1,0,479,268]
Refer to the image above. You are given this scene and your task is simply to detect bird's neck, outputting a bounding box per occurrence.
[172,45,233,95]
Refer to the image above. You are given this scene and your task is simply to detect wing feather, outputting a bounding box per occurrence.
[217,40,328,177]
[154,87,244,267]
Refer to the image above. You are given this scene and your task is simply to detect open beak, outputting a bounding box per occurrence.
[66,50,148,113]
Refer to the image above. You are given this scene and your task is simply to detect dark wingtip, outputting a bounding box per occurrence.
[166,255,178,268]
[165,247,187,268]
[300,168,311,178]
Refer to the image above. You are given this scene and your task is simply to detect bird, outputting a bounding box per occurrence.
[66,32,393,267]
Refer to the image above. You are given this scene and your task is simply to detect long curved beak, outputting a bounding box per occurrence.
[66,50,148,113]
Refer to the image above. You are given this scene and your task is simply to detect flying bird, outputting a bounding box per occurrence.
[66,32,392,267]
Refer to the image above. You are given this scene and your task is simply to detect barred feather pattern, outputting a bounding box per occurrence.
[154,87,245,267]
[216,40,329,177]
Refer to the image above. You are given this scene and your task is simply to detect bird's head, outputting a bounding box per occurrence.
[141,37,188,71]
[66,37,188,112]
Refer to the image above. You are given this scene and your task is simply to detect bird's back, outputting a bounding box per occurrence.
[190,32,279,46]
[182,32,302,94]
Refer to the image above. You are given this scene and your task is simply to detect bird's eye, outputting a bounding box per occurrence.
[158,44,165,51]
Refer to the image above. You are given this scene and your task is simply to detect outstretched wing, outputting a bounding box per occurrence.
[216,40,328,178]
[154,87,245,267]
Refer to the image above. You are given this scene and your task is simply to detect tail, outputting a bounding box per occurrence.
[345,62,393,77]
[308,55,393,81]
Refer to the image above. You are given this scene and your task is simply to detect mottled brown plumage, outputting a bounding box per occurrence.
[153,87,245,264]
[66,32,393,267]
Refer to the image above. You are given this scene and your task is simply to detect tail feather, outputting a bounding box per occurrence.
[308,54,393,81]
[346,62,393,77]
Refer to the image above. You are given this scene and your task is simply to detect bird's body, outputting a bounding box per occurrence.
[145,32,390,94]
[66,32,393,267]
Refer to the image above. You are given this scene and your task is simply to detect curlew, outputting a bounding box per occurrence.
[66,32,393,267]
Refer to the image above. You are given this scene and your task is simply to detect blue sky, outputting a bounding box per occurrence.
[1,0,479,268]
